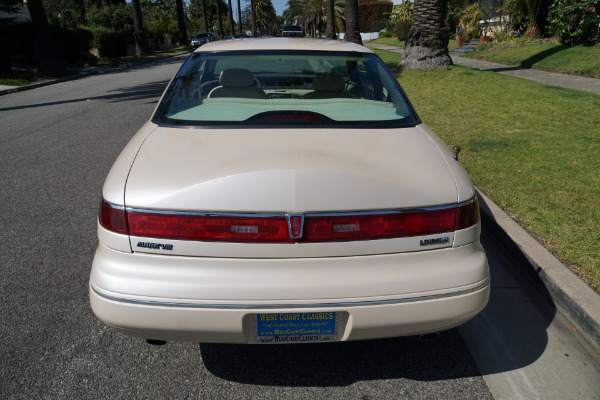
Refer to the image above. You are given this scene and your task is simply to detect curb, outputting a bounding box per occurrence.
[0,53,190,97]
[478,190,600,354]
[0,71,98,96]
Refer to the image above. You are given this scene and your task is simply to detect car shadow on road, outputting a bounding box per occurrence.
[200,329,482,386]
[456,194,558,375]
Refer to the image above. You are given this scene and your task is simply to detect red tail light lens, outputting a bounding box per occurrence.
[127,213,293,243]
[99,201,128,234]
[455,196,480,231]
[304,209,456,242]
[100,197,479,243]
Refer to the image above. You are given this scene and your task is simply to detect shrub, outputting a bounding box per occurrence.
[0,21,35,65]
[394,21,412,41]
[446,6,463,35]
[390,1,413,23]
[459,3,486,41]
[52,27,93,64]
[89,26,129,58]
[86,4,135,58]
[548,0,600,45]
[505,0,530,34]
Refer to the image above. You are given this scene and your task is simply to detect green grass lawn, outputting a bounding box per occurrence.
[373,48,600,293]
[465,42,600,78]
[369,37,406,47]
[0,77,31,86]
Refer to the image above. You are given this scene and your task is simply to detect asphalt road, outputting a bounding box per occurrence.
[1,55,598,399]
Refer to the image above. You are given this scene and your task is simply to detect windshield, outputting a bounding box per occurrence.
[154,50,418,127]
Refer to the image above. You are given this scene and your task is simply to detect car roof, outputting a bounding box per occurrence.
[193,37,373,53]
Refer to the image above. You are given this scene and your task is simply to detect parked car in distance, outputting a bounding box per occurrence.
[282,25,304,37]
[90,38,490,344]
[191,32,216,47]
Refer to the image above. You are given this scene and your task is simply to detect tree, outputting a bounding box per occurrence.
[287,0,325,37]
[131,0,153,55]
[201,0,209,31]
[176,0,188,45]
[227,0,235,35]
[400,0,452,70]
[26,0,66,75]
[524,0,543,37]
[326,0,336,39]
[249,0,277,36]
[250,0,257,36]
[215,0,224,36]
[237,0,242,34]
[344,0,362,44]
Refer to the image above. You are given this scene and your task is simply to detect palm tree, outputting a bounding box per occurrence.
[326,0,336,39]
[344,0,361,44]
[176,0,188,46]
[215,0,224,37]
[287,0,324,37]
[524,0,543,37]
[201,0,209,32]
[131,0,153,55]
[237,0,242,35]
[252,0,277,36]
[251,0,257,36]
[400,0,452,69]
[228,0,235,36]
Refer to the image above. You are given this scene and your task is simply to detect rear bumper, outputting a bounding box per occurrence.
[90,242,490,343]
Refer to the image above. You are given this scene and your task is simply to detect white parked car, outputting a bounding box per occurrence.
[90,38,489,344]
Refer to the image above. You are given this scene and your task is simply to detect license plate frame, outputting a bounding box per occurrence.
[255,312,338,344]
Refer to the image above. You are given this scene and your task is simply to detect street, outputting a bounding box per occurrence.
[1,55,598,399]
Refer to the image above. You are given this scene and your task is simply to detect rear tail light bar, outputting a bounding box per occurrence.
[99,197,480,243]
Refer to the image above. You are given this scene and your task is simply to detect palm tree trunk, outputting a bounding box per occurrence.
[237,0,242,35]
[201,0,209,33]
[400,0,452,70]
[228,0,235,36]
[216,0,224,38]
[176,0,188,46]
[131,0,152,55]
[344,0,362,45]
[27,0,65,75]
[326,0,336,39]
[251,0,257,36]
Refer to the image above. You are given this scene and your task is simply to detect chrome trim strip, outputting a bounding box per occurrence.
[109,194,478,218]
[92,278,489,310]
[102,199,126,211]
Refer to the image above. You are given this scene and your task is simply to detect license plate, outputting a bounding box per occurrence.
[255,312,337,343]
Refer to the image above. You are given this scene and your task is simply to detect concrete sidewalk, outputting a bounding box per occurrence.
[367,41,600,353]
[365,42,600,95]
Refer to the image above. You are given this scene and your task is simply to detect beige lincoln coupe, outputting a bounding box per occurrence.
[90,38,489,344]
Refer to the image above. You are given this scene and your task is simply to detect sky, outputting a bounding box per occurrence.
[272,0,287,16]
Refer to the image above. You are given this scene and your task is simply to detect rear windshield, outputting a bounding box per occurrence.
[284,26,302,31]
[154,50,418,127]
